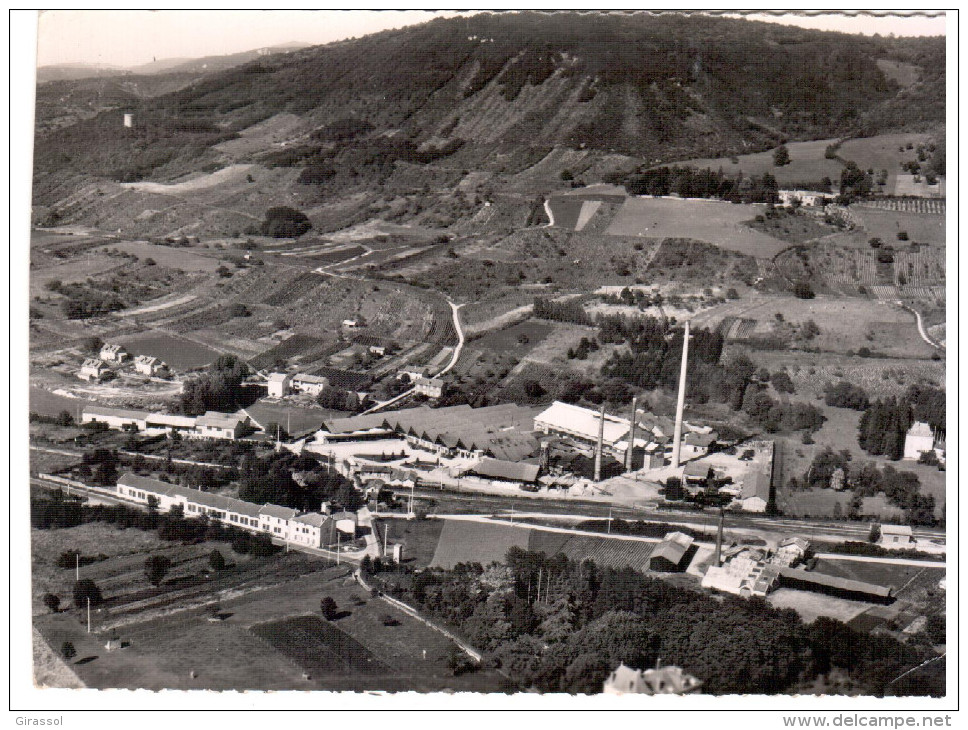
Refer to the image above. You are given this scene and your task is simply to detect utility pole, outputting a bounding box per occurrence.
[76,553,80,582]
[87,597,91,634]
[607,507,612,534]
[383,524,388,557]
[625,397,637,472]
[336,531,341,565]
[671,320,691,469]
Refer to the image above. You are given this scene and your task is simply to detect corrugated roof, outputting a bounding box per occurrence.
[197,411,246,429]
[466,457,539,483]
[780,568,893,597]
[534,401,630,445]
[260,504,298,520]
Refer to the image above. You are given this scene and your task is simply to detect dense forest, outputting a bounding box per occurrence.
[374,547,943,695]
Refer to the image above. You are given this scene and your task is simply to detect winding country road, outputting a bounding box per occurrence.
[360,299,465,415]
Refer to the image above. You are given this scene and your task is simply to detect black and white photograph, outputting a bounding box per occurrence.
[10,7,955,718]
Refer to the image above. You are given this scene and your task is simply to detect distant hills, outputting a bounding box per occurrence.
[32,12,945,235]
[36,42,311,83]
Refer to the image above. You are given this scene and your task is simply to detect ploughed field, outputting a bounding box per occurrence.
[117,332,223,371]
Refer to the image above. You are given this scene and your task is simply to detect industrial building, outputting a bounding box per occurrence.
[116,473,347,551]
[81,405,249,440]
[648,532,695,572]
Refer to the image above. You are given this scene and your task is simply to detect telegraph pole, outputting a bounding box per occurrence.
[87,598,91,634]
[336,531,341,565]
[76,553,80,582]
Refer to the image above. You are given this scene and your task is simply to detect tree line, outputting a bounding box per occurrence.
[378,547,941,696]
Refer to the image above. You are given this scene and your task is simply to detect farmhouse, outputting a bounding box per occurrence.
[778,190,830,208]
[878,524,914,548]
[79,358,109,382]
[134,355,169,377]
[289,512,331,548]
[267,372,292,398]
[99,343,129,362]
[414,376,444,399]
[195,411,251,440]
[903,421,935,461]
[648,532,695,572]
[603,663,702,695]
[291,373,330,397]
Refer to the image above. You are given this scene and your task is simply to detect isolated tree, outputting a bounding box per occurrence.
[209,549,226,572]
[793,281,815,300]
[72,579,103,609]
[320,596,338,620]
[868,523,881,544]
[773,145,791,167]
[61,642,77,661]
[42,593,60,614]
[145,555,172,587]
[261,206,312,238]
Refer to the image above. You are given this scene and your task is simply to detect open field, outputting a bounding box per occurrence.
[379,519,445,569]
[29,386,93,418]
[837,133,939,195]
[709,295,937,359]
[430,520,531,569]
[848,207,945,247]
[767,587,872,623]
[605,198,789,257]
[469,320,555,357]
[30,255,123,297]
[34,556,506,692]
[94,241,225,272]
[117,332,222,370]
[251,614,390,675]
[811,559,944,593]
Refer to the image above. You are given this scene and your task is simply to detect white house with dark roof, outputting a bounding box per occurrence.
[134,355,169,377]
[879,524,914,548]
[79,358,110,381]
[414,376,444,399]
[259,503,298,538]
[267,372,292,398]
[99,343,129,362]
[291,373,329,397]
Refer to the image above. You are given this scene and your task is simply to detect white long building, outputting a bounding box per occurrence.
[82,405,250,440]
[116,473,339,549]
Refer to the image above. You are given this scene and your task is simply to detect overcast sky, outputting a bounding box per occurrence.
[36,9,947,68]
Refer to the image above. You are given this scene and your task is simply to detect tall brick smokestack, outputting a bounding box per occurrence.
[671,320,690,468]
[625,397,637,472]
[594,404,606,482]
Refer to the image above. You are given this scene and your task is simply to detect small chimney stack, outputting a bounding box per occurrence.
[594,404,606,482]
[671,321,691,468]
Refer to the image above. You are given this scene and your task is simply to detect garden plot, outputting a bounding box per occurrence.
[31,255,124,297]
[118,332,222,370]
[605,198,789,258]
[251,615,391,676]
[767,587,872,624]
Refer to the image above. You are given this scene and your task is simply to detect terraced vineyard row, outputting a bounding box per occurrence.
[261,272,326,306]
[857,198,945,215]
